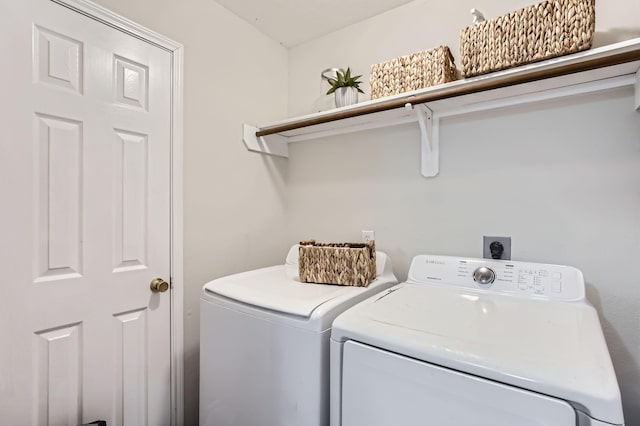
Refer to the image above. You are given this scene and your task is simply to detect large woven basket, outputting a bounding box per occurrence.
[460,0,596,77]
[298,240,376,287]
[370,46,457,100]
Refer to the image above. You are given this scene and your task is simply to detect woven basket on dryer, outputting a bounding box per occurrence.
[298,240,376,287]
[370,46,458,99]
[460,0,596,77]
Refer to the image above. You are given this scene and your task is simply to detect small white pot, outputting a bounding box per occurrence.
[334,87,358,108]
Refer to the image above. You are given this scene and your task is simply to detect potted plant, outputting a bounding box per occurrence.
[326,68,365,108]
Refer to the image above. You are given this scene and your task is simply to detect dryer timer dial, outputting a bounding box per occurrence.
[473,267,496,285]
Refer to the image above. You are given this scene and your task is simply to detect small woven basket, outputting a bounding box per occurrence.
[298,240,376,287]
[370,46,457,100]
[460,0,596,78]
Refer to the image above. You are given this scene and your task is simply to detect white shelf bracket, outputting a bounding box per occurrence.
[635,67,640,111]
[243,124,289,158]
[412,104,439,177]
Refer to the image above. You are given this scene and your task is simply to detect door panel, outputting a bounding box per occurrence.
[1,1,172,424]
[114,309,149,425]
[34,323,83,426]
[35,113,84,281]
[113,129,149,272]
[114,56,148,110]
[34,25,84,94]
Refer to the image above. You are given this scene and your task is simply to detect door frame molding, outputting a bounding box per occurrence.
[50,0,185,424]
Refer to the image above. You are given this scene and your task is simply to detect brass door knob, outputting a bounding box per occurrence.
[150,278,169,293]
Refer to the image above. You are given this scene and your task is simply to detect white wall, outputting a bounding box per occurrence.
[287,0,640,423]
[90,0,289,424]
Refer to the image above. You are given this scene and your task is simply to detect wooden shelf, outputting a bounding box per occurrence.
[244,38,640,177]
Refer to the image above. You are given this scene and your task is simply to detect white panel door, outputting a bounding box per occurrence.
[0,0,172,425]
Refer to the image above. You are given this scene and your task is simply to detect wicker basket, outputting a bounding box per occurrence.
[298,240,376,287]
[370,46,457,100]
[460,0,596,78]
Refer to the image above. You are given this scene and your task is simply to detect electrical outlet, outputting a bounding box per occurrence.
[483,236,511,260]
[362,230,375,243]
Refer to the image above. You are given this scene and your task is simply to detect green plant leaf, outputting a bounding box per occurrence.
[326,66,364,94]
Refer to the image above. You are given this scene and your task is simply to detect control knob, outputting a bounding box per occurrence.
[473,266,496,285]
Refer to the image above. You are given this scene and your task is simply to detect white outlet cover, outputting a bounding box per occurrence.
[362,230,375,242]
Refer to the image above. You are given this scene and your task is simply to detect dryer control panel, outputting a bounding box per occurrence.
[406,255,585,301]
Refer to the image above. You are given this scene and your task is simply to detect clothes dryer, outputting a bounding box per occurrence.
[200,245,397,426]
[330,255,623,426]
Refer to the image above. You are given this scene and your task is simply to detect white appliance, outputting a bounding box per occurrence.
[200,245,398,426]
[330,255,624,426]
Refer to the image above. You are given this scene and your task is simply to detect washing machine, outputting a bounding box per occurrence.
[200,245,398,426]
[330,255,624,426]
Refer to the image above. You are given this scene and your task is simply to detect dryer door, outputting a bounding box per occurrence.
[341,341,576,426]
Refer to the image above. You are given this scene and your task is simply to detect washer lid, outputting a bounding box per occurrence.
[203,247,394,319]
[331,283,624,425]
[203,264,363,317]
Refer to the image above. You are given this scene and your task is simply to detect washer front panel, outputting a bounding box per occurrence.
[341,340,576,426]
